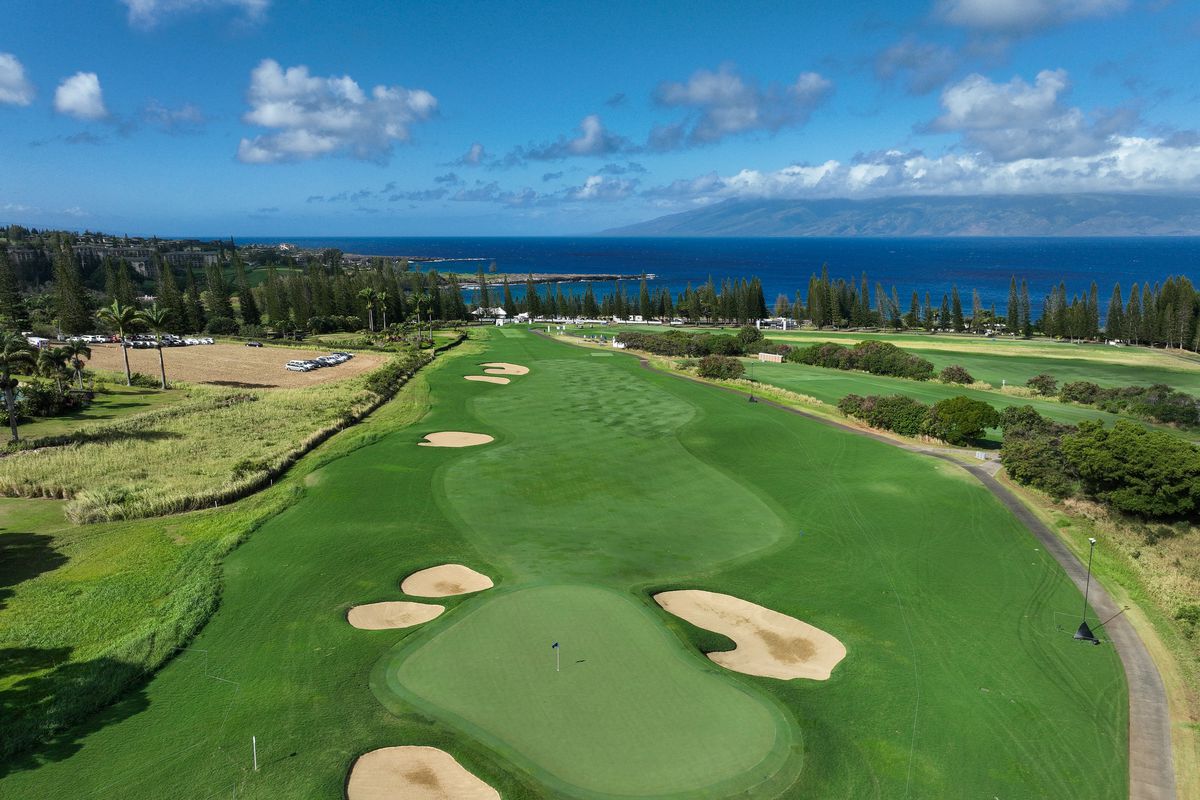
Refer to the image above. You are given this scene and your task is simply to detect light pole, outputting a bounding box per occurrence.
[1074,537,1100,644]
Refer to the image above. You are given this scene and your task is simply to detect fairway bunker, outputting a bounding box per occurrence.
[655,590,846,680]
[402,564,494,597]
[346,746,500,800]
[464,375,511,384]
[418,432,495,447]
[348,602,444,630]
[480,362,530,375]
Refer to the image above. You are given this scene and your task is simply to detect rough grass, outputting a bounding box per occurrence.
[0,350,449,763]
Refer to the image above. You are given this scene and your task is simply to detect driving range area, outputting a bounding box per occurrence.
[1,327,1128,799]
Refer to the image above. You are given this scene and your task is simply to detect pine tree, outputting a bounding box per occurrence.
[184,265,207,332]
[1020,280,1032,337]
[53,243,92,335]
[939,294,950,330]
[156,257,188,332]
[639,274,652,320]
[233,253,260,326]
[502,278,514,315]
[906,291,919,329]
[1105,284,1124,340]
[1006,276,1019,334]
[923,292,934,331]
[1086,281,1100,340]
[971,288,982,332]
[582,283,598,318]
[950,286,964,332]
[476,267,490,311]
[0,247,29,329]
[205,259,235,319]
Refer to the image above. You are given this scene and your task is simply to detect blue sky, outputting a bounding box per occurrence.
[2,0,1199,235]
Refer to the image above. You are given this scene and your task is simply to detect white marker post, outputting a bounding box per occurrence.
[252,736,258,772]
[553,641,560,672]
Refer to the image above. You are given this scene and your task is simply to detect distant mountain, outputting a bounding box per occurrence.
[603,194,1200,237]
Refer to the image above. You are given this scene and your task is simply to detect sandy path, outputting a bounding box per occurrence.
[655,590,846,680]
[481,362,530,375]
[464,375,511,384]
[402,564,494,597]
[419,432,494,447]
[347,602,444,630]
[346,746,500,800]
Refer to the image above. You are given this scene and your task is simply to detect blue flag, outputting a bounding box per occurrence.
[552,642,559,649]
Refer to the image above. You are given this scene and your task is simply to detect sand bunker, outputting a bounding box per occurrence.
[655,590,846,680]
[402,564,494,597]
[347,746,500,800]
[480,362,530,376]
[419,432,494,448]
[464,375,511,385]
[347,601,444,630]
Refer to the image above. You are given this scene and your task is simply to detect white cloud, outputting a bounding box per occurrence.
[0,53,34,106]
[236,59,437,164]
[930,69,1131,161]
[645,136,1200,203]
[121,0,269,29]
[143,100,205,131]
[455,142,487,165]
[651,64,833,148]
[935,0,1127,34]
[54,72,108,120]
[566,175,638,201]
[507,114,633,163]
[875,38,959,95]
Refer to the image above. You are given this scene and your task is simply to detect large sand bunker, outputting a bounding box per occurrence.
[464,375,511,385]
[347,746,500,800]
[347,601,444,630]
[480,362,530,376]
[403,564,494,597]
[655,590,846,680]
[419,432,494,448]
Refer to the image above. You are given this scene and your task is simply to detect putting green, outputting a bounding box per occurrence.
[374,584,801,798]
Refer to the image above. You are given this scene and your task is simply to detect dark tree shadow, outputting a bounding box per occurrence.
[0,650,151,774]
[203,380,276,389]
[0,533,69,610]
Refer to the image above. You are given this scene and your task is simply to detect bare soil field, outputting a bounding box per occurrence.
[85,343,385,388]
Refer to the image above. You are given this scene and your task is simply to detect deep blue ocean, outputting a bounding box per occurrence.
[240,236,1199,312]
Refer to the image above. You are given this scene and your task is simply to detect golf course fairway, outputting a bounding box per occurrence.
[0,327,1128,799]
[375,584,800,798]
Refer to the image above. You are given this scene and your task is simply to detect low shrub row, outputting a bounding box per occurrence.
[837,393,1000,445]
[1025,373,1199,426]
[786,340,935,381]
[616,325,772,358]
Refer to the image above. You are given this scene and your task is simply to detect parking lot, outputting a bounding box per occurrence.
[84,342,385,388]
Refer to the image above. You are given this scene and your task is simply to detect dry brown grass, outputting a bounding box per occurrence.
[85,343,385,388]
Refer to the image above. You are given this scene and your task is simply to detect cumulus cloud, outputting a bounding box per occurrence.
[434,172,462,184]
[0,53,34,106]
[875,37,960,95]
[506,114,633,163]
[566,175,639,201]
[934,0,1127,35]
[451,142,487,166]
[650,64,833,148]
[121,0,269,29]
[143,100,205,132]
[930,69,1131,161]
[236,59,437,164]
[598,161,646,175]
[542,171,564,182]
[54,72,108,120]
[644,136,1200,203]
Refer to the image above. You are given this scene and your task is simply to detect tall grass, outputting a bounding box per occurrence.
[0,338,461,523]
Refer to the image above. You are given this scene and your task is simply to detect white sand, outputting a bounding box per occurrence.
[347,601,444,630]
[464,375,511,385]
[480,362,530,376]
[418,432,495,448]
[402,564,494,597]
[654,590,846,680]
[347,746,500,800]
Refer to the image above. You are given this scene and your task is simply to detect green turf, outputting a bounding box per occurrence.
[377,584,799,798]
[13,383,186,442]
[0,327,1128,799]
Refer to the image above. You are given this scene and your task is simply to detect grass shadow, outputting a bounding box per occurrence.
[0,533,68,610]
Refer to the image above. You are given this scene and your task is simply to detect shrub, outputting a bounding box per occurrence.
[939,365,974,384]
[789,340,934,380]
[128,371,161,388]
[205,316,239,335]
[1026,373,1058,396]
[838,393,930,436]
[923,396,1000,445]
[1060,380,1103,404]
[999,406,1077,498]
[696,354,744,380]
[736,325,764,347]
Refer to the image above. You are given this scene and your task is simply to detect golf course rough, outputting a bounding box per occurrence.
[0,326,1128,800]
[654,590,847,680]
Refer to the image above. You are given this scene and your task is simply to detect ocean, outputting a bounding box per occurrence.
[238,236,1200,312]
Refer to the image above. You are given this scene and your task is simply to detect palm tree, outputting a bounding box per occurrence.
[413,292,431,343]
[358,287,378,332]
[0,332,34,443]
[37,346,70,393]
[136,304,173,389]
[96,300,141,386]
[62,339,92,390]
[377,290,389,329]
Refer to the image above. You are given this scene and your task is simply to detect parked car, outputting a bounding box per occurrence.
[284,360,312,372]
[246,341,263,348]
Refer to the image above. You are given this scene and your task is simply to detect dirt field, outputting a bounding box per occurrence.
[85,343,386,389]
